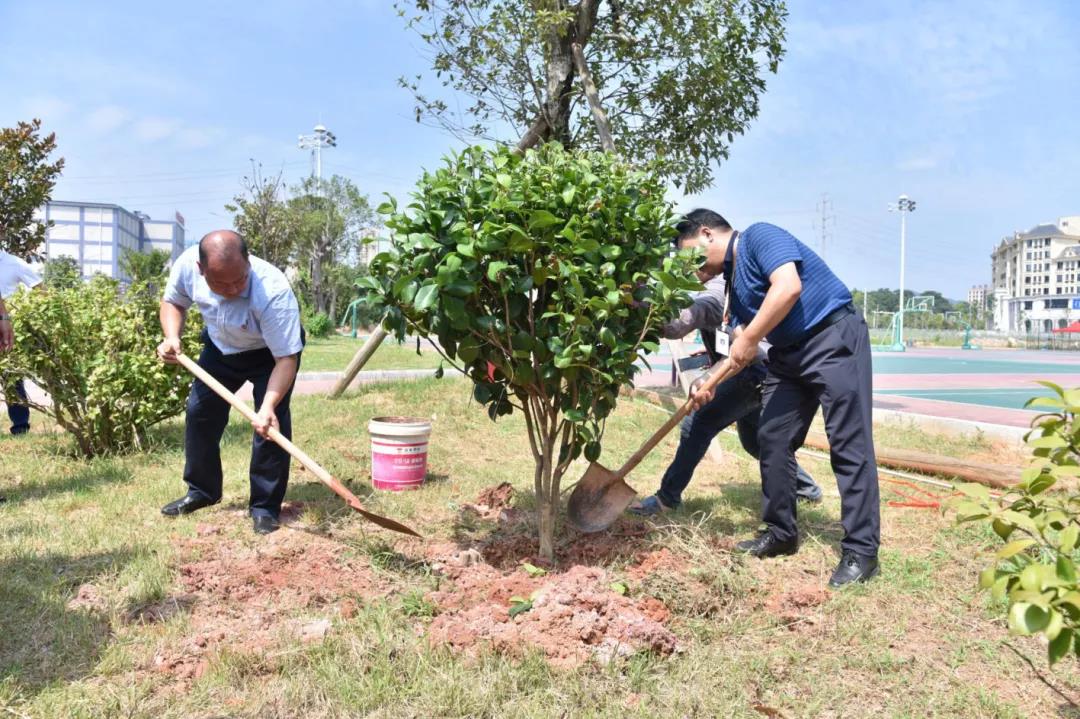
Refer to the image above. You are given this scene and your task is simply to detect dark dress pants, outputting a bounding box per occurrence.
[182,331,300,519]
[757,311,880,556]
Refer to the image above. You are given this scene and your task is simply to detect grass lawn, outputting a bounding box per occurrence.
[300,333,443,373]
[1,379,1076,718]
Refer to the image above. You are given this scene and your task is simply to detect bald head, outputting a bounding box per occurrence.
[198,230,249,267]
[197,230,251,298]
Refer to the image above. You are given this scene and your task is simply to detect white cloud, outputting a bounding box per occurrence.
[134,116,181,142]
[20,95,71,122]
[86,105,130,134]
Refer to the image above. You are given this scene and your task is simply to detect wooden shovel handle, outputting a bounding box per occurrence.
[175,352,366,511]
[615,358,740,478]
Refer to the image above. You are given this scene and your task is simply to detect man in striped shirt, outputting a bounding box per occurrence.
[678,209,880,588]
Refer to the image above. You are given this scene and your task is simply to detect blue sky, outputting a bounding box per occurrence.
[2,0,1077,298]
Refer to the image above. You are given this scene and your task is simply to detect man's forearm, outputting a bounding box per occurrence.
[159,301,186,340]
[742,280,801,343]
[261,354,299,410]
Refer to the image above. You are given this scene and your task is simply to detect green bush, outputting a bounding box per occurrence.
[303,310,334,338]
[953,380,1080,665]
[363,143,697,559]
[0,277,202,456]
[41,256,82,288]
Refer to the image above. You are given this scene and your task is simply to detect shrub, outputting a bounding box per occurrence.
[303,310,334,338]
[953,381,1080,665]
[364,144,698,559]
[0,276,202,456]
[41,256,82,288]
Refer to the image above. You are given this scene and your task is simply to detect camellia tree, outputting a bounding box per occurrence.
[363,143,699,559]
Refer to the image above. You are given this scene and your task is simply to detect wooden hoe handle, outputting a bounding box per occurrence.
[175,353,367,511]
[616,358,740,478]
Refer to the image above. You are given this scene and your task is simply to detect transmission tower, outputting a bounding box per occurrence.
[814,193,834,260]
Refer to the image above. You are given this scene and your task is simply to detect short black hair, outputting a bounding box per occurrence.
[674,208,731,243]
[198,232,250,265]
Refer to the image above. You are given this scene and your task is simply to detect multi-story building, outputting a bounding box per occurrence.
[32,200,185,281]
[991,216,1080,333]
[967,284,989,308]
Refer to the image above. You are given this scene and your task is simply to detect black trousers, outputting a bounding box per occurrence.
[758,311,880,556]
[182,330,301,518]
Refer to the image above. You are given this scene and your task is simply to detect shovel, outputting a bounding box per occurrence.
[175,353,422,538]
[567,358,741,533]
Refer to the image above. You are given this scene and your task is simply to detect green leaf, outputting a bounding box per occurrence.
[610,581,628,596]
[1049,628,1073,666]
[996,539,1036,560]
[529,209,561,229]
[584,441,601,462]
[1030,435,1068,449]
[1057,555,1077,584]
[521,562,547,577]
[413,284,439,311]
[599,326,616,349]
[1008,602,1050,635]
[487,261,510,281]
[992,518,1015,541]
[496,173,511,188]
[561,186,576,205]
[564,409,586,422]
[508,598,533,618]
[1059,525,1079,552]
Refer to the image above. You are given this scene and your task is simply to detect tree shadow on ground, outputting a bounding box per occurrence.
[1,462,133,506]
[0,549,136,695]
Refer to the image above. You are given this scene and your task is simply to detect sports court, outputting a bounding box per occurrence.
[637,343,1080,429]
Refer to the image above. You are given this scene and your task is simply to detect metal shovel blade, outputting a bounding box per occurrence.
[566,462,638,533]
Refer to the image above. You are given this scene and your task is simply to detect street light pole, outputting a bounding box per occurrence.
[297,124,337,184]
[888,194,917,351]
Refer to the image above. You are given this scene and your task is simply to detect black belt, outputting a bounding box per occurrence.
[782,303,855,349]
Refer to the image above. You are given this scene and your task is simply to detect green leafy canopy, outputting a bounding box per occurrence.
[952,380,1080,666]
[0,277,202,457]
[364,143,699,463]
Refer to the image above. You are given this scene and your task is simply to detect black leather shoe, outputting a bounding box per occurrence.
[735,530,799,558]
[161,495,217,517]
[829,550,879,588]
[252,515,280,535]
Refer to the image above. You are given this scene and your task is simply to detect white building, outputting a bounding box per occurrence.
[991,216,1080,333]
[33,201,185,281]
[967,284,989,308]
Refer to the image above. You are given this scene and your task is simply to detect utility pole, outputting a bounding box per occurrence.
[297,124,337,183]
[888,194,917,351]
[815,193,833,261]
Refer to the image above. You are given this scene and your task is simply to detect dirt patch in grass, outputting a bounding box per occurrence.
[426,555,678,668]
[145,502,388,683]
[762,583,830,630]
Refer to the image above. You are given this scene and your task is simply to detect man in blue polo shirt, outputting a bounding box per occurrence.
[156,230,304,535]
[680,209,880,587]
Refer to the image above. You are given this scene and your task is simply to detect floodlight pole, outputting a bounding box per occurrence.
[888,194,916,351]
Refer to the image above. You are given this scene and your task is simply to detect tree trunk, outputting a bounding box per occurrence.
[538,488,556,562]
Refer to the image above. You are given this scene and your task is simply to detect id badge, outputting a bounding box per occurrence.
[715,328,731,357]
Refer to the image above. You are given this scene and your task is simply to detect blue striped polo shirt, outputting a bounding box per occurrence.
[729,222,852,348]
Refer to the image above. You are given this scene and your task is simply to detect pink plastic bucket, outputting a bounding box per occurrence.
[368,416,432,491]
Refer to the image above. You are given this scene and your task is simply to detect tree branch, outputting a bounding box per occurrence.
[571,42,615,152]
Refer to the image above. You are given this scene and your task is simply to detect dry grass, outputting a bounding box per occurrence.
[0,379,1077,718]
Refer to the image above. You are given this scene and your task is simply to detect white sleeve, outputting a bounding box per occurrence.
[162,256,193,309]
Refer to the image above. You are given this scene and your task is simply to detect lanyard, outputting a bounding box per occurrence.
[721,230,738,330]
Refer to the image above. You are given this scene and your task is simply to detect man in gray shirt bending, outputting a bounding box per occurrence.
[629,274,822,515]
